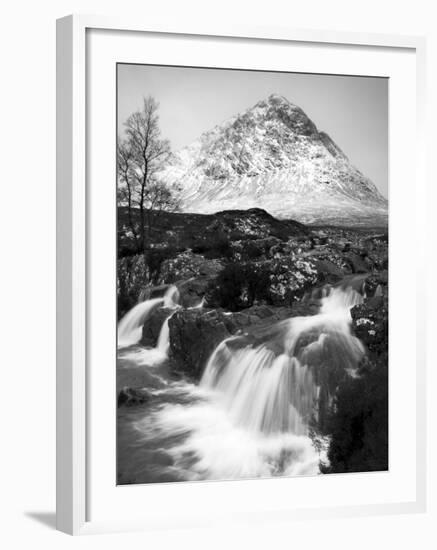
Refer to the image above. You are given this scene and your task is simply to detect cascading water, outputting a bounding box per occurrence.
[201,284,365,437]
[156,316,171,356]
[119,281,367,482]
[117,285,179,348]
[163,285,180,309]
[117,297,163,348]
[201,344,314,435]
[118,313,175,367]
[188,296,206,310]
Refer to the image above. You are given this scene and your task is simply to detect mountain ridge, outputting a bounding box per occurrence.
[159,94,388,227]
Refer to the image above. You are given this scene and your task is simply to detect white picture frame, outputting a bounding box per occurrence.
[56,14,427,535]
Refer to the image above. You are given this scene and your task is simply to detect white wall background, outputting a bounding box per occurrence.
[0,0,435,547]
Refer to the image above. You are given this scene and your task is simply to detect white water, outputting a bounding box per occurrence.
[117,297,163,348]
[122,283,365,482]
[156,317,171,355]
[163,285,180,308]
[117,285,179,348]
[118,314,174,366]
[201,285,364,437]
[188,296,206,309]
[134,384,320,480]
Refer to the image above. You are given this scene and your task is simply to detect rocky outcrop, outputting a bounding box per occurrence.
[364,270,388,297]
[168,305,297,379]
[342,251,369,274]
[159,251,224,285]
[206,256,319,311]
[159,251,224,307]
[351,294,388,356]
[168,309,230,378]
[141,307,173,347]
[263,256,319,305]
[231,236,283,261]
[117,254,150,318]
[312,259,345,284]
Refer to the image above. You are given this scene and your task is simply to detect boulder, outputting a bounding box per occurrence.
[158,251,225,307]
[205,256,319,311]
[351,294,388,356]
[175,278,209,308]
[312,259,345,284]
[159,250,224,285]
[168,309,231,379]
[139,284,172,301]
[117,254,150,319]
[364,270,388,297]
[342,251,369,274]
[231,236,282,260]
[263,256,319,305]
[168,304,297,379]
[141,307,173,347]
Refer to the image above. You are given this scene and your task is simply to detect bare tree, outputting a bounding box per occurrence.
[117,140,139,249]
[117,96,178,255]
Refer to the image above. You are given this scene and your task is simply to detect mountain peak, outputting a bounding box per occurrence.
[160,95,387,227]
[255,93,296,109]
[265,93,293,106]
[244,94,318,137]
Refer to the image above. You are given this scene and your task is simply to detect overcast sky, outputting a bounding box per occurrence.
[118,64,388,198]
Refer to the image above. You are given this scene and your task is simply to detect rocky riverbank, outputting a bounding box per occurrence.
[118,207,388,315]
[117,208,388,478]
[118,208,388,382]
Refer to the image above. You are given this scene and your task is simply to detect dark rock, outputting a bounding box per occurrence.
[364,270,388,297]
[351,294,388,356]
[232,304,298,329]
[168,309,231,379]
[231,236,282,260]
[263,257,319,305]
[158,251,224,307]
[206,256,319,311]
[141,307,173,346]
[139,284,172,301]
[159,251,224,285]
[365,295,384,309]
[168,304,299,379]
[118,387,151,407]
[313,259,345,284]
[117,255,150,319]
[343,252,369,274]
[176,278,209,308]
[214,208,309,239]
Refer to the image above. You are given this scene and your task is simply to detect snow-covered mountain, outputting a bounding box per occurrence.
[160,94,388,227]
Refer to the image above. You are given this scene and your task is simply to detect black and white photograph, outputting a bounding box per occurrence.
[116,64,389,485]
[1,0,433,544]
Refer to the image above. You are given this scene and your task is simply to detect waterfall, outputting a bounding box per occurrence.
[156,316,171,357]
[117,297,163,348]
[201,284,365,436]
[117,285,179,349]
[124,281,367,481]
[375,284,383,296]
[163,286,180,308]
[118,312,175,367]
[188,296,205,310]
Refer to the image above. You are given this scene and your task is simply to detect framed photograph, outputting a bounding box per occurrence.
[56,15,427,535]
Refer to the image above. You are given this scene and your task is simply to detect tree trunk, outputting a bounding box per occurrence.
[126,186,139,252]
